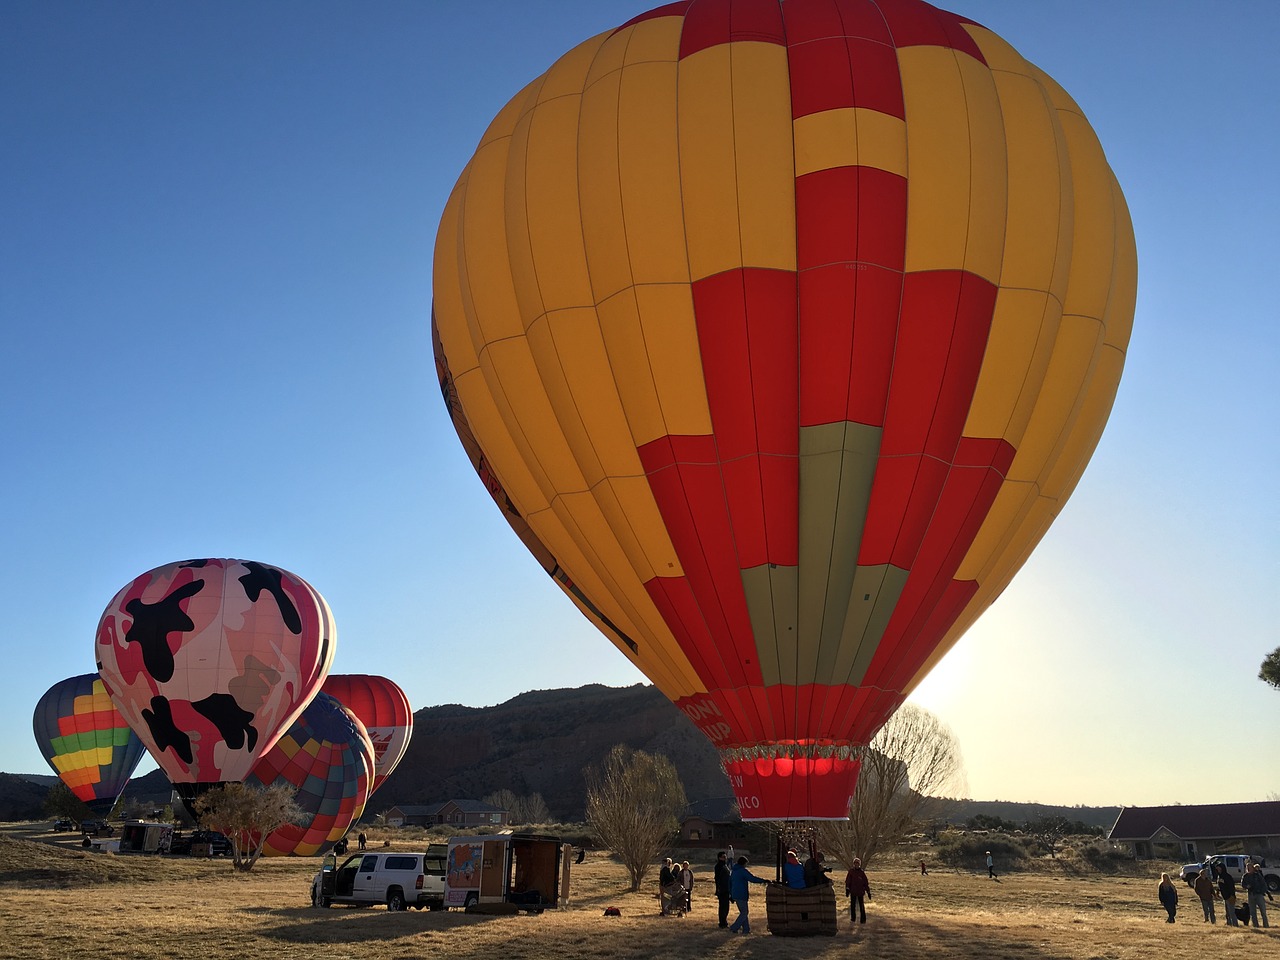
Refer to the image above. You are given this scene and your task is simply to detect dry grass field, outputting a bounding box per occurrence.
[0,825,1274,960]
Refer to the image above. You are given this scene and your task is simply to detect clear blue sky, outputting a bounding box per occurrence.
[3,1,1276,808]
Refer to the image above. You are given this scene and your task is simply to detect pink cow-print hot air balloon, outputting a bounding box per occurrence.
[95,558,335,813]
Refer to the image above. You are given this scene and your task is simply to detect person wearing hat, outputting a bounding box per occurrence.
[844,858,872,925]
[783,850,806,889]
[986,851,997,880]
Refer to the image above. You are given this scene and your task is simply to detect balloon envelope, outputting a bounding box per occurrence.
[95,558,335,810]
[432,0,1136,819]
[320,674,413,795]
[246,692,374,857]
[33,674,145,816]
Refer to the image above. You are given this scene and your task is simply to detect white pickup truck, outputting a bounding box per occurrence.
[312,844,447,910]
[1179,854,1280,892]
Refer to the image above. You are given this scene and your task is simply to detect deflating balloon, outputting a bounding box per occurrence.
[95,558,335,813]
[246,692,374,857]
[320,674,413,795]
[432,0,1137,819]
[33,674,146,816]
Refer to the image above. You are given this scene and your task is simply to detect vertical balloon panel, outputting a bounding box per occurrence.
[432,0,1135,819]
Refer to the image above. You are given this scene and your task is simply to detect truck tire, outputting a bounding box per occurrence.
[1267,874,1280,894]
[387,889,407,912]
[464,893,479,909]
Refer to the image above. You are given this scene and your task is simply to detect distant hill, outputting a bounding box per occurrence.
[1,683,1120,828]
[372,683,729,820]
[932,799,1122,831]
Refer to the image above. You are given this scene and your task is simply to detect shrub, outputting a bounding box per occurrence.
[1078,842,1132,872]
[937,834,1029,871]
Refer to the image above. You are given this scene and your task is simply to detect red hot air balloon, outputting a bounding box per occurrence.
[33,674,146,816]
[432,0,1136,819]
[245,692,374,857]
[95,558,335,812]
[320,675,413,795]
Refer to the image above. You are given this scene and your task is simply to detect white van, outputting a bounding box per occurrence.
[312,844,447,911]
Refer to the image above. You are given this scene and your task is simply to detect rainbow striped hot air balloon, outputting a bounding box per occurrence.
[432,0,1136,820]
[245,692,374,857]
[33,674,146,815]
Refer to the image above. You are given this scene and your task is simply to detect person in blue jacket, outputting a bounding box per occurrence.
[783,850,806,889]
[728,855,770,934]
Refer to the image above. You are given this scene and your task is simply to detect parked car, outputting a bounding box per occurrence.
[51,818,76,832]
[170,830,233,856]
[312,845,446,911]
[1180,854,1280,892]
[80,819,114,837]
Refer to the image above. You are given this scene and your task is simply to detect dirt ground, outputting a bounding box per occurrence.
[0,823,1274,960]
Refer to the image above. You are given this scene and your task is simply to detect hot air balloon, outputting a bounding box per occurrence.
[320,674,413,795]
[432,0,1136,820]
[95,558,335,814]
[33,674,146,816]
[244,692,374,857]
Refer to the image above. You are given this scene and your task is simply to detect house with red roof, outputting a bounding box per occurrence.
[1107,801,1280,860]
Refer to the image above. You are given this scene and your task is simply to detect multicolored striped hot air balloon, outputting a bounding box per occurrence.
[95,558,335,815]
[33,674,146,815]
[245,692,374,857]
[320,674,413,795]
[432,0,1136,819]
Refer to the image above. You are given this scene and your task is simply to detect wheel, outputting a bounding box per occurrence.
[463,893,479,909]
[1266,875,1280,894]
[387,890,407,912]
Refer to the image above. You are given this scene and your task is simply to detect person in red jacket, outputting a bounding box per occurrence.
[844,858,872,925]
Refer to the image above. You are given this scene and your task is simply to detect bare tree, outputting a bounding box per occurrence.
[816,703,964,869]
[482,788,519,818]
[192,782,305,872]
[515,792,550,825]
[584,745,686,892]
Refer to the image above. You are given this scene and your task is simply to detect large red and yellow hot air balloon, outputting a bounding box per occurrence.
[432,0,1136,819]
[33,674,146,816]
[95,558,335,813]
[321,674,413,795]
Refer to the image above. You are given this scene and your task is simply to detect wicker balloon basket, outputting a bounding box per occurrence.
[765,883,838,936]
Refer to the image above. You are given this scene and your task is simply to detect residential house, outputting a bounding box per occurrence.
[384,799,509,829]
[1107,801,1280,860]
[679,797,751,847]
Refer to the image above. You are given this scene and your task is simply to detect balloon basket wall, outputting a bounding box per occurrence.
[765,884,837,936]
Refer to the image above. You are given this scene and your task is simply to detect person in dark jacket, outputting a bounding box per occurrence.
[659,858,675,915]
[803,851,832,887]
[1157,872,1178,923]
[1241,862,1273,928]
[844,858,872,924]
[728,856,769,934]
[1216,863,1239,926]
[713,851,732,928]
[1193,868,1218,923]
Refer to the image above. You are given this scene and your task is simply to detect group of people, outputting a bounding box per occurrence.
[658,858,694,916]
[1164,861,1273,928]
[698,848,871,934]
